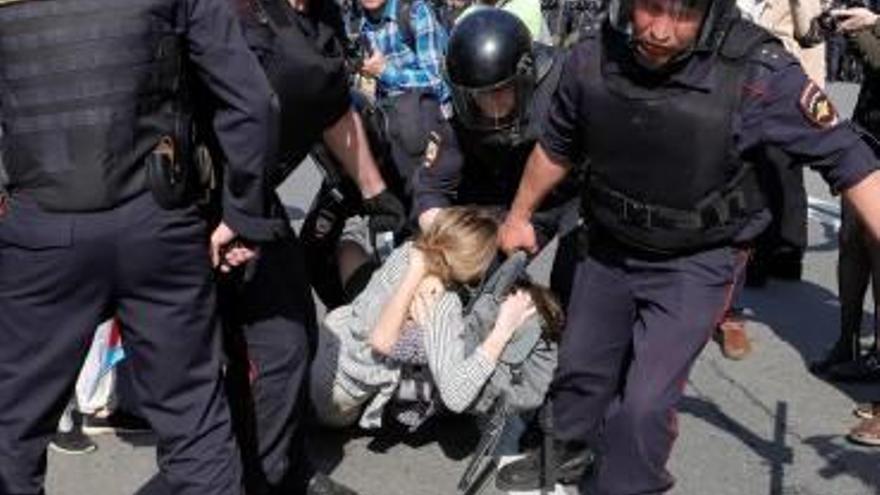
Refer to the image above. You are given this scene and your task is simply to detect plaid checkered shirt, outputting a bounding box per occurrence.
[360,0,451,104]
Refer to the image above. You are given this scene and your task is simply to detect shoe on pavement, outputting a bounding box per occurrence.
[827,353,880,382]
[715,315,752,360]
[306,472,359,495]
[495,440,594,492]
[50,428,97,455]
[809,342,856,375]
[854,402,880,420]
[848,416,880,447]
[82,410,151,436]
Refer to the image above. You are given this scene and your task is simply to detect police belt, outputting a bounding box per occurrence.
[590,182,751,231]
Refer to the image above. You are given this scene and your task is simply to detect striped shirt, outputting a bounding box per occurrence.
[360,0,451,103]
[320,242,496,428]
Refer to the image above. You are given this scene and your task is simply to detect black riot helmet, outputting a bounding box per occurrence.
[445,9,535,133]
[607,0,736,67]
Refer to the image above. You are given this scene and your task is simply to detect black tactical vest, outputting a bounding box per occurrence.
[237,0,350,180]
[579,23,768,254]
[0,0,185,212]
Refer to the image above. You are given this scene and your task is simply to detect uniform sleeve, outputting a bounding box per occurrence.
[539,47,586,167]
[184,0,286,241]
[737,50,880,193]
[423,294,496,413]
[412,119,463,215]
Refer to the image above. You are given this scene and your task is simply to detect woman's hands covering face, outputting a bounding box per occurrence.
[411,275,445,328]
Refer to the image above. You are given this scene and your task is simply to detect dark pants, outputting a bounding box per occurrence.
[838,202,880,351]
[552,236,747,495]
[221,231,318,495]
[750,148,808,279]
[0,193,240,495]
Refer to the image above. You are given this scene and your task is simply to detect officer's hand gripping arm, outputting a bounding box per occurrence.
[500,143,571,254]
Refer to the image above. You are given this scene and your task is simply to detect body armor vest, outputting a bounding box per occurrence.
[0,0,185,211]
[580,25,767,254]
[240,0,350,180]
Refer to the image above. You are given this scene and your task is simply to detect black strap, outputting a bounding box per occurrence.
[590,166,758,231]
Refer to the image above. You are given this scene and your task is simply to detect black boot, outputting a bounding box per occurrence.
[828,352,880,382]
[810,340,858,376]
[495,439,594,491]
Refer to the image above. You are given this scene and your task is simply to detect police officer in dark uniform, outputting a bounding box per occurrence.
[0,0,281,493]
[414,10,582,304]
[215,0,402,494]
[498,0,880,491]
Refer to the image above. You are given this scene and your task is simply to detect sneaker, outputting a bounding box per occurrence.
[854,402,880,420]
[495,440,594,491]
[82,410,151,436]
[848,416,880,447]
[50,429,97,455]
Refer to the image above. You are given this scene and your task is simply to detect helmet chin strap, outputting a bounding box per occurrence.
[479,119,526,148]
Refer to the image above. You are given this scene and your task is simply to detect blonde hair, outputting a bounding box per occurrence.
[413,206,499,285]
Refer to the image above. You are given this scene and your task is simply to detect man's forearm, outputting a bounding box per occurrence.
[323,108,387,199]
[508,143,572,220]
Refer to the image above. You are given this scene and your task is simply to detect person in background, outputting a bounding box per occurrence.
[816,7,880,446]
[715,0,828,361]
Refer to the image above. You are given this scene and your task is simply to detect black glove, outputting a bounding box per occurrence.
[362,189,407,236]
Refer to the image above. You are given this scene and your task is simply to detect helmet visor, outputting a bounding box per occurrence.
[450,76,534,131]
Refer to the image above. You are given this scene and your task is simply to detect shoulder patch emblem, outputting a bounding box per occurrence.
[422,131,441,169]
[799,81,838,128]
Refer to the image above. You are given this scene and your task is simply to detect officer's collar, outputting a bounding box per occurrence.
[601,28,716,92]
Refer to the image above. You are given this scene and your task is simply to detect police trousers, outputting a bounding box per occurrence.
[552,235,747,495]
[0,193,241,495]
[221,228,318,495]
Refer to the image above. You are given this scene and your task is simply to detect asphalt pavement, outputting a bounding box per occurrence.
[44,83,880,495]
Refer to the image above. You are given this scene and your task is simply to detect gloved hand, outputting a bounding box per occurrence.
[362,189,407,237]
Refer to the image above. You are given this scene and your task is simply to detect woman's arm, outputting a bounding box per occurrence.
[423,291,535,412]
[476,290,536,362]
[369,248,427,355]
